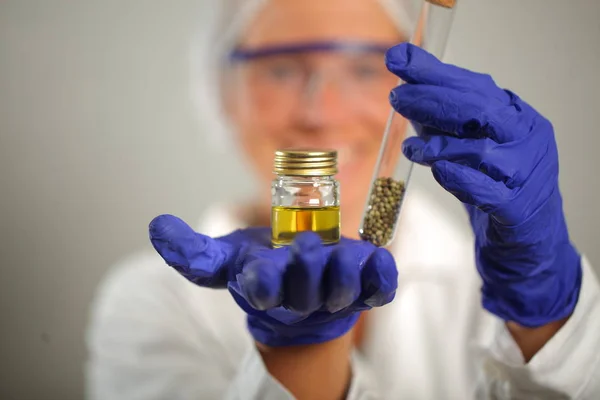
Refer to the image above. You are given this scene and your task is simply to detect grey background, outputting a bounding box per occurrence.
[1,0,598,399]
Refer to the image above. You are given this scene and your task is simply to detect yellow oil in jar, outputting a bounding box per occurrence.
[271,206,341,248]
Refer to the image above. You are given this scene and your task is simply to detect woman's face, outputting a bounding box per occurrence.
[224,0,405,234]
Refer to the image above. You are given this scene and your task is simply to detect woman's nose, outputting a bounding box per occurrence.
[294,73,353,129]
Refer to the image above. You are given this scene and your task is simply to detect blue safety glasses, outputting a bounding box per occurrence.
[230,41,394,62]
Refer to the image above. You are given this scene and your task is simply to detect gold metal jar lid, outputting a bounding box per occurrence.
[273,149,338,176]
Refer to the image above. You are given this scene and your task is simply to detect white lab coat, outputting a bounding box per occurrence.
[85,189,600,399]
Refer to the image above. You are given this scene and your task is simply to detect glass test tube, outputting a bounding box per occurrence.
[359,0,459,247]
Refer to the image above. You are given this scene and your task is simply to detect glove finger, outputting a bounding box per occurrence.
[149,214,234,287]
[385,43,502,95]
[360,248,398,307]
[431,160,512,214]
[324,244,369,313]
[403,134,533,189]
[227,281,268,317]
[283,232,327,314]
[390,83,525,143]
[237,258,284,311]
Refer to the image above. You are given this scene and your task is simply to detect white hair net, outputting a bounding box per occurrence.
[189,0,420,151]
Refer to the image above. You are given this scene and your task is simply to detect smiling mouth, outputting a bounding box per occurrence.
[277,139,373,173]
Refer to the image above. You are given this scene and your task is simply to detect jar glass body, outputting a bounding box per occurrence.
[271,174,341,247]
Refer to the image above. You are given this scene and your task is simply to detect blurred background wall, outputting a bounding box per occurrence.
[0,0,598,398]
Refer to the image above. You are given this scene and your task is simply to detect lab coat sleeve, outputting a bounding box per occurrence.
[476,256,600,399]
[225,346,382,400]
[85,258,251,400]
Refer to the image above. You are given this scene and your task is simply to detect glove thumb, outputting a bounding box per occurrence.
[149,214,235,288]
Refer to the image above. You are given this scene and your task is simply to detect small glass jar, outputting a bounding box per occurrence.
[271,149,341,248]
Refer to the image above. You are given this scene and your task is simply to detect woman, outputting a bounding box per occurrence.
[86,0,600,399]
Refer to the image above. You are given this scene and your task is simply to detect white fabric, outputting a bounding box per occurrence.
[85,189,600,399]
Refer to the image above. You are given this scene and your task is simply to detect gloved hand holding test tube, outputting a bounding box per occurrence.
[359,0,458,246]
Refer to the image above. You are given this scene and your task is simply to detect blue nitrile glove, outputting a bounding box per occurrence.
[385,43,582,328]
[149,214,398,346]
